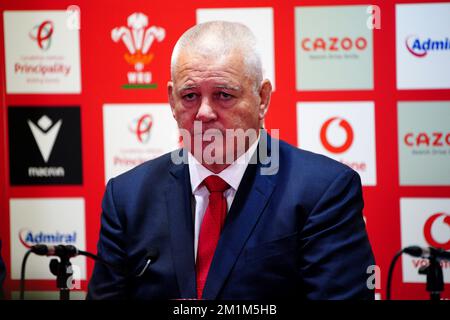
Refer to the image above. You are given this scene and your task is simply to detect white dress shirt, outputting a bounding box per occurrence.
[188,137,259,260]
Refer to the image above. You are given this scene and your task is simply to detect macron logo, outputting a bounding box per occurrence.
[28,115,62,162]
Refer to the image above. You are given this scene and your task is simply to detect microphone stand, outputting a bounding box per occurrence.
[21,245,156,300]
[48,247,76,301]
[418,248,444,301]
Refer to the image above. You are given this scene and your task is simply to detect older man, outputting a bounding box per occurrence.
[87,21,375,300]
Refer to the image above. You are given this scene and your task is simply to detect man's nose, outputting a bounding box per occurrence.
[195,97,217,122]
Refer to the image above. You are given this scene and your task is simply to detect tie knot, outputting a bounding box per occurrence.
[203,175,230,193]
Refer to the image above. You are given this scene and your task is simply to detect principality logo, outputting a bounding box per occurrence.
[29,20,54,51]
[320,117,354,154]
[129,114,153,143]
[111,12,166,89]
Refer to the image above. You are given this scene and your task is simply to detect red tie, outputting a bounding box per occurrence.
[196,175,230,299]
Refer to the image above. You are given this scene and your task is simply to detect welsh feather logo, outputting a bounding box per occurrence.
[29,20,54,51]
[111,13,165,89]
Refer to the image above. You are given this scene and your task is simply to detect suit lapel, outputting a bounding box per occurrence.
[165,151,197,298]
[202,132,279,299]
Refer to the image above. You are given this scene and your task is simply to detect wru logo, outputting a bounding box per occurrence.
[111,12,165,88]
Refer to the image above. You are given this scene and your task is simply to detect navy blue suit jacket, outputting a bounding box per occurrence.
[87,134,375,299]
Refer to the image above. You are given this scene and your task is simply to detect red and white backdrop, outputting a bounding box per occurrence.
[0,0,449,300]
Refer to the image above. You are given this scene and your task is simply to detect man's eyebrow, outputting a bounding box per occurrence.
[215,84,241,91]
[177,83,242,93]
[178,84,199,93]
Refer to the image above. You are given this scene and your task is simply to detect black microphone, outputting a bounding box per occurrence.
[136,247,159,277]
[30,244,159,276]
[403,246,450,261]
[30,244,78,258]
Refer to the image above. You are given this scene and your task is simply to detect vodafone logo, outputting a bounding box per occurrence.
[301,37,368,52]
[399,198,450,282]
[423,213,450,250]
[320,117,354,154]
[129,114,153,143]
[29,20,54,50]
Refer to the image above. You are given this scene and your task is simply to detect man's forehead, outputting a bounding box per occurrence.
[174,63,245,88]
[176,46,245,69]
[172,48,254,89]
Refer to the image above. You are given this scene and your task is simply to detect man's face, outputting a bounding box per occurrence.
[168,48,271,167]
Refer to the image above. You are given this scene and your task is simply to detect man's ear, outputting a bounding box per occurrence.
[168,81,176,118]
[258,79,272,121]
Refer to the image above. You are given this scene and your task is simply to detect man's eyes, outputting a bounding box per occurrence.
[182,93,198,101]
[181,92,235,102]
[217,92,233,100]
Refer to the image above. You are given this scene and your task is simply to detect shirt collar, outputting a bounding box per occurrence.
[188,135,260,193]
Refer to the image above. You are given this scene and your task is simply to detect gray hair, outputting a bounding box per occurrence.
[170,21,263,91]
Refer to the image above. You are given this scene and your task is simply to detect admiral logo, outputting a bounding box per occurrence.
[301,37,368,52]
[8,107,82,185]
[9,198,86,280]
[29,20,53,50]
[130,114,153,143]
[406,36,450,58]
[19,229,77,248]
[111,12,165,89]
[396,4,450,89]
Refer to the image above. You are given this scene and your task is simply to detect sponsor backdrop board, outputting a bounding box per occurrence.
[3,10,81,93]
[396,3,450,89]
[0,1,449,300]
[295,5,374,91]
[8,106,82,185]
[103,103,179,183]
